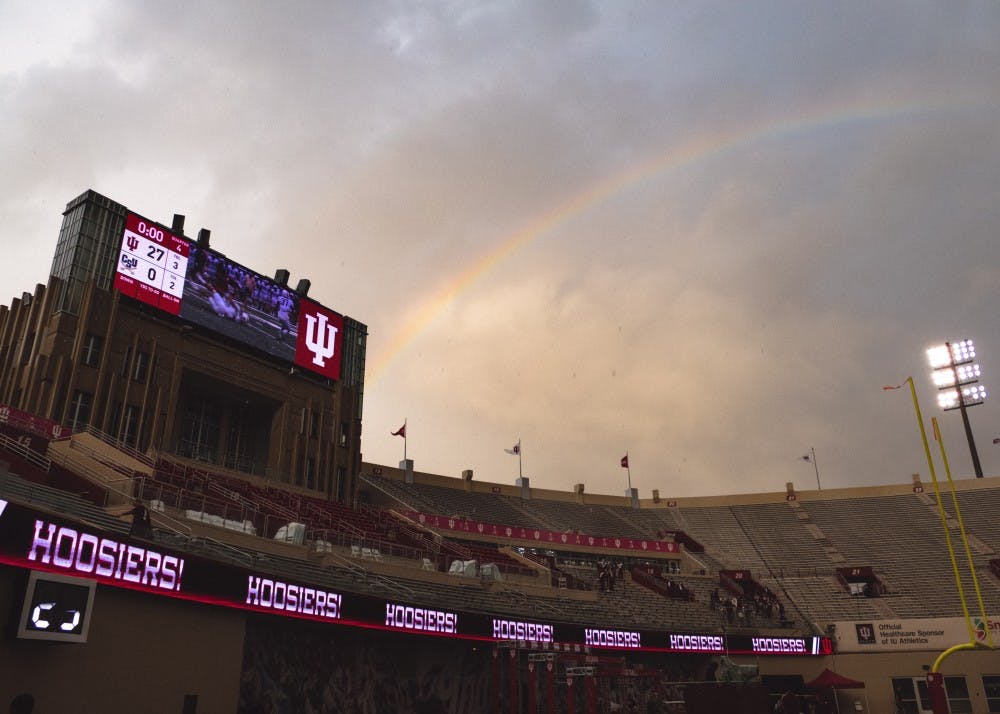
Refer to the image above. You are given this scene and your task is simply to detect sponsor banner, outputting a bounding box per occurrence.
[409,512,679,554]
[834,617,1000,652]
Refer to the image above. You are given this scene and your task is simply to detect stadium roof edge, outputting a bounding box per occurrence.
[360,461,1000,509]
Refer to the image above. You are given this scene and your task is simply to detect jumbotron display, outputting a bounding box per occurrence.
[0,498,833,656]
[115,211,343,380]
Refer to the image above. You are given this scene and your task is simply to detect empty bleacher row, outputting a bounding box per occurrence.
[362,473,695,547]
[360,470,1000,626]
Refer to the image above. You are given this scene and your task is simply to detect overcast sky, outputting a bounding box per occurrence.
[2,2,998,498]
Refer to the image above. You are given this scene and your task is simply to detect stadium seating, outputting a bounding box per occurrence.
[5,405,1000,639]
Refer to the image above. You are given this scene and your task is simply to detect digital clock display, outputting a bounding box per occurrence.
[17,570,96,643]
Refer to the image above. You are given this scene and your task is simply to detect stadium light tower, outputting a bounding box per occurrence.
[927,339,986,478]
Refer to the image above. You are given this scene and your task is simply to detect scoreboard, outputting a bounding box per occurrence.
[112,210,344,380]
[114,214,189,316]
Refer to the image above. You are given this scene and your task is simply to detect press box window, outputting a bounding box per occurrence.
[339,422,349,448]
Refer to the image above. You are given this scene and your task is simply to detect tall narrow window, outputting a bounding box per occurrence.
[68,391,93,430]
[305,457,315,490]
[132,351,149,383]
[119,404,139,446]
[335,466,346,501]
[80,333,103,367]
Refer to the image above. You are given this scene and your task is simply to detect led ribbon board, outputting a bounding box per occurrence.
[0,498,830,655]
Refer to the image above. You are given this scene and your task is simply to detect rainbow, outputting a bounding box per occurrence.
[366,91,989,384]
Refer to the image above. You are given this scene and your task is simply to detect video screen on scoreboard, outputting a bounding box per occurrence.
[114,212,344,380]
[180,245,300,364]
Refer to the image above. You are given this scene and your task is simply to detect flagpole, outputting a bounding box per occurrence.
[403,418,407,462]
[518,439,523,480]
[808,446,820,490]
[626,452,632,491]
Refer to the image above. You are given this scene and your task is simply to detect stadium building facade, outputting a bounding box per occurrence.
[0,189,366,499]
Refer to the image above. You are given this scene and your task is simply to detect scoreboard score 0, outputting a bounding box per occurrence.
[114,213,189,315]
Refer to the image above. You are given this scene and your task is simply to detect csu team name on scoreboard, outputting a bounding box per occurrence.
[114,211,344,381]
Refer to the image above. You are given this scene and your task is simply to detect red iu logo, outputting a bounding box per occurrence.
[294,299,344,380]
[127,235,139,252]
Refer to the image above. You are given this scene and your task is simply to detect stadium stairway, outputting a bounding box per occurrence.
[46,430,151,506]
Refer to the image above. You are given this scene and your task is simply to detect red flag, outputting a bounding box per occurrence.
[620,454,629,469]
[391,423,406,438]
[882,384,903,390]
[993,437,1000,445]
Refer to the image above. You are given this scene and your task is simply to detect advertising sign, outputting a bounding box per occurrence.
[833,617,1000,652]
